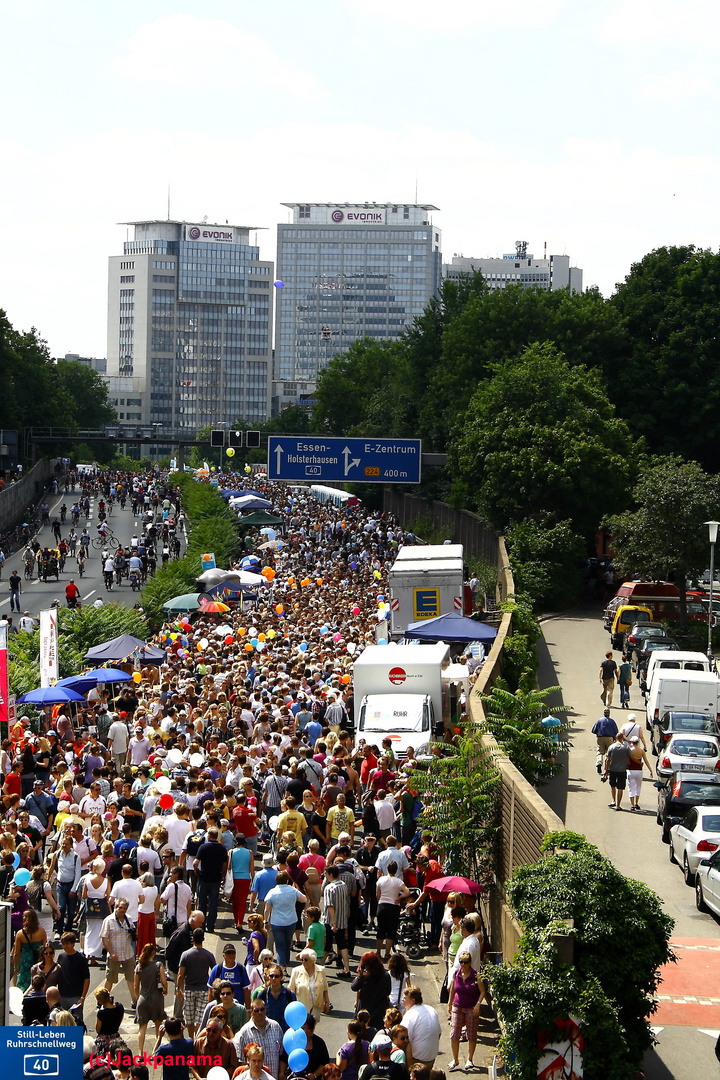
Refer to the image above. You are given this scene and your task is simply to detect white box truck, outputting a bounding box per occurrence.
[645,667,720,729]
[352,642,469,757]
[388,544,471,637]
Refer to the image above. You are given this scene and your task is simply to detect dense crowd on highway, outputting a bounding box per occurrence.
[0,469,489,1080]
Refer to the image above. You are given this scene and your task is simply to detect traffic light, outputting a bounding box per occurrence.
[228,430,244,448]
[210,429,225,447]
[246,430,261,448]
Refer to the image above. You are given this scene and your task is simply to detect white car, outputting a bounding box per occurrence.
[669,806,720,885]
[695,849,720,917]
[657,733,720,779]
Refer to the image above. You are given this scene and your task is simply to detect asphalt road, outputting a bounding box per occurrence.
[540,602,720,1079]
[1,490,167,619]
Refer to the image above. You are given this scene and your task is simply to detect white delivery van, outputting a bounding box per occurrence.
[642,650,710,699]
[645,667,720,730]
[352,641,469,757]
[388,544,471,637]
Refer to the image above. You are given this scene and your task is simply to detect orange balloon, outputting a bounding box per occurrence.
[258,633,266,642]
[301,578,310,587]
[291,583,297,589]
[294,603,299,610]
[238,627,247,636]
[288,576,294,585]
[275,604,284,614]
[316,578,323,586]
[342,674,351,684]
[244,642,254,652]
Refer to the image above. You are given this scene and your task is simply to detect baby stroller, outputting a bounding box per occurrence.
[398,888,425,960]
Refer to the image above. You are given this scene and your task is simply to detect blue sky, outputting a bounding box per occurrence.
[2,0,719,357]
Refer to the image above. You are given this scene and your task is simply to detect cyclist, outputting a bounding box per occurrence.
[96,521,109,541]
[80,529,91,558]
[65,580,80,608]
[114,550,126,586]
[0,548,4,580]
[41,501,49,525]
[77,549,85,577]
[57,538,68,572]
[71,503,80,524]
[103,554,114,591]
[60,504,67,523]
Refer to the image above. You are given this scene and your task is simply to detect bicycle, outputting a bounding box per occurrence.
[92,534,119,550]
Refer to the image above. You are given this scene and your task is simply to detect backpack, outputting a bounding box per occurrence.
[185,830,206,857]
[312,699,326,723]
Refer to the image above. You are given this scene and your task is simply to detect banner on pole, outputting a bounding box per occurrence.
[39,608,59,687]
[0,620,8,739]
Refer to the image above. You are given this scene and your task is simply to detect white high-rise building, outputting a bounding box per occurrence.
[442,243,583,294]
[273,202,442,413]
[106,220,274,431]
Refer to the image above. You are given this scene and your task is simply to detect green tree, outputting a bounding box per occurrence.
[610,245,720,469]
[312,339,400,436]
[506,514,586,610]
[263,404,312,434]
[490,839,675,1078]
[453,342,638,537]
[481,683,571,786]
[55,359,116,427]
[412,720,500,884]
[603,455,720,622]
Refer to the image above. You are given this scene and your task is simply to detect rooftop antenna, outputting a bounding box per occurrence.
[167,184,171,221]
[415,177,418,203]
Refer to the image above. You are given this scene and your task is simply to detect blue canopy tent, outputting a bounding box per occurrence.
[404,612,498,644]
[204,582,258,603]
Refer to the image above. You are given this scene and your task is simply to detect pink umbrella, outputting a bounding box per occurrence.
[426,875,484,898]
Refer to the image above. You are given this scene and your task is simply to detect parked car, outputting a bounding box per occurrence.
[634,638,679,675]
[669,806,720,885]
[624,623,674,658]
[657,733,720,779]
[656,771,720,843]
[695,849,720,916]
[651,711,720,756]
[610,605,653,650]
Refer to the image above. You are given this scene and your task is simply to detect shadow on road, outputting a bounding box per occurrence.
[536,627,571,823]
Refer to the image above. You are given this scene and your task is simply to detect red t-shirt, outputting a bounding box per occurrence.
[233,805,258,838]
[4,773,21,798]
[360,754,378,784]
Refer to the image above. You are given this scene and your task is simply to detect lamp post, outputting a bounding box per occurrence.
[705,521,720,664]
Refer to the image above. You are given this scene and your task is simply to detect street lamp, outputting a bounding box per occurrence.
[705,521,720,664]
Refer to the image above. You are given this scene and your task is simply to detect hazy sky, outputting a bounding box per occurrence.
[2,0,719,358]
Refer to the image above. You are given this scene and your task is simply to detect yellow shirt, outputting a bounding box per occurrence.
[277,809,308,846]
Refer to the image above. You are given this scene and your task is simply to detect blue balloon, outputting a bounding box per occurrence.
[284,1000,308,1029]
[274,280,285,289]
[299,642,308,652]
[12,852,19,868]
[251,638,259,648]
[13,868,31,887]
[378,638,388,645]
[288,1049,309,1072]
[350,561,357,570]
[283,1028,307,1053]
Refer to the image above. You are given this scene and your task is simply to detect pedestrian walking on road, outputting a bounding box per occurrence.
[599,651,618,707]
[591,708,618,774]
[8,570,21,611]
[627,737,654,811]
[618,653,633,708]
[604,732,632,811]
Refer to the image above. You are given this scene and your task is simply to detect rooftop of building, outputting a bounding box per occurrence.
[119,219,266,231]
[280,202,439,211]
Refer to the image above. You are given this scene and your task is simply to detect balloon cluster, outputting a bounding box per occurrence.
[283,1000,309,1072]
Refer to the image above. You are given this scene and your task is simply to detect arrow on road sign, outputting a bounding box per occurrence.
[275,445,284,473]
[343,447,360,476]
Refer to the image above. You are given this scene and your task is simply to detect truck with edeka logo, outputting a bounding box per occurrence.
[352,642,469,757]
[388,544,471,638]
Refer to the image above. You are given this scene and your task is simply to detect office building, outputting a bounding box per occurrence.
[442,242,583,294]
[64,353,107,374]
[273,202,442,413]
[106,219,273,432]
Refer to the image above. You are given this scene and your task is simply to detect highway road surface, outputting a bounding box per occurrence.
[541,603,720,1080]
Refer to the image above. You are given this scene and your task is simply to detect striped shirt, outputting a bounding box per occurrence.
[233,1017,283,1077]
[322,878,349,929]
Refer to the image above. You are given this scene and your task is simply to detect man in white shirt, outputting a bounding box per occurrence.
[373,791,396,840]
[107,715,130,770]
[110,864,145,923]
[449,917,482,978]
[78,782,107,821]
[157,865,193,925]
[402,986,442,1067]
[376,837,410,877]
[19,611,35,633]
[164,804,193,855]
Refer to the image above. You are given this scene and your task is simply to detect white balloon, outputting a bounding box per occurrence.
[190,753,205,767]
[155,776,172,794]
[207,1069,230,1080]
[269,816,279,832]
[249,627,259,636]
[9,985,23,1015]
[346,642,356,655]
[167,748,183,764]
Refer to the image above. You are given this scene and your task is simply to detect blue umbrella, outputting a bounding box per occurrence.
[56,675,97,694]
[16,686,85,705]
[82,668,133,684]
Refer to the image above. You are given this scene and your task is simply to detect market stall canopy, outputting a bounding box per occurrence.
[83,634,166,664]
[404,612,498,644]
[162,593,203,612]
[238,511,283,527]
[16,686,85,705]
[230,495,273,510]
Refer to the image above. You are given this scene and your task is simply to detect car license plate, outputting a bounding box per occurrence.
[680,762,708,771]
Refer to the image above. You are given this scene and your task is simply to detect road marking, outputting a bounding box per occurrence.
[657,994,720,1004]
[699,1029,720,1038]
[83,590,96,601]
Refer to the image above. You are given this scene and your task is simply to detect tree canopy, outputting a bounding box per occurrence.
[452,342,638,537]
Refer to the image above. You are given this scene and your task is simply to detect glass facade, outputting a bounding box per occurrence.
[275,223,441,384]
[110,223,273,428]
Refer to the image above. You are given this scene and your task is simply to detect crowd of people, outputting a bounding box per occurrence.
[1,470,489,1080]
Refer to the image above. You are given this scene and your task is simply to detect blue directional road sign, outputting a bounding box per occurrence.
[268,436,422,484]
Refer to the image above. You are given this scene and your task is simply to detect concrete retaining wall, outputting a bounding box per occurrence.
[0,460,57,532]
